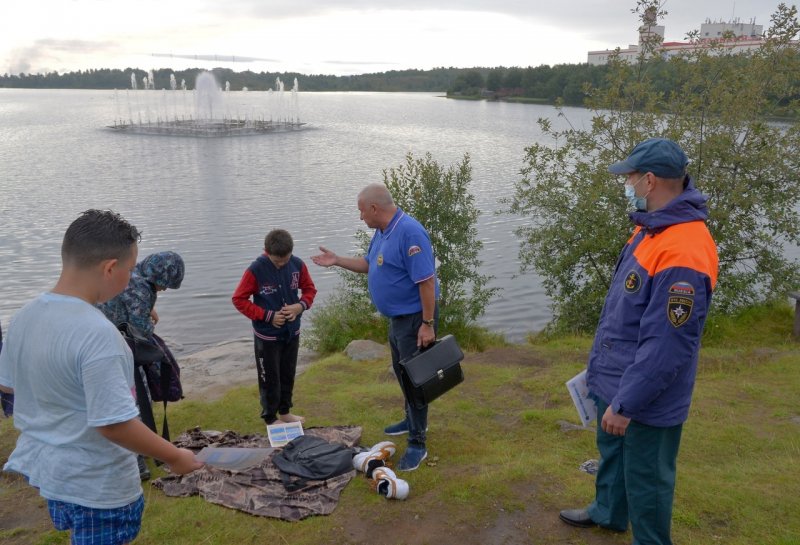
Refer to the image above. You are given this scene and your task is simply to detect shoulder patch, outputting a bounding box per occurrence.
[667,297,693,327]
[408,245,421,257]
[667,281,695,327]
[624,271,641,293]
[668,281,695,297]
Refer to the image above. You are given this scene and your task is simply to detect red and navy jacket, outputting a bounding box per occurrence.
[587,177,718,427]
[232,254,317,342]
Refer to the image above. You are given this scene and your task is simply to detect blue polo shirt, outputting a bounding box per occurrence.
[366,208,439,317]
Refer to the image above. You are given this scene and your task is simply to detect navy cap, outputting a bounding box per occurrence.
[608,138,688,179]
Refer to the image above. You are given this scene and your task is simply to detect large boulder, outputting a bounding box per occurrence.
[344,339,388,361]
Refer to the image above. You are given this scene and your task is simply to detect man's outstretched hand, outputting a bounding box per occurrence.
[311,246,337,267]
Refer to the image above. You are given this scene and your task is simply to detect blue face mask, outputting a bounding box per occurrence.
[624,174,648,212]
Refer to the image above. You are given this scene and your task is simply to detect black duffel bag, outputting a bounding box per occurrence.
[398,334,465,409]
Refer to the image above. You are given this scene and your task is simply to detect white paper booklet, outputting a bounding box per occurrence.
[195,447,274,471]
[266,421,305,447]
[566,369,597,427]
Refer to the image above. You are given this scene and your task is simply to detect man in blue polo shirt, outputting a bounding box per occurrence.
[312,183,439,471]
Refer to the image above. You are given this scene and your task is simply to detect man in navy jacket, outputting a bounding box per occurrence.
[559,139,718,545]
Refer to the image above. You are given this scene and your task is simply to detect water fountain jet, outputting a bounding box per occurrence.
[109,71,305,137]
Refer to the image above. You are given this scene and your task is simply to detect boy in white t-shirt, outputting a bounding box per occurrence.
[0,209,203,545]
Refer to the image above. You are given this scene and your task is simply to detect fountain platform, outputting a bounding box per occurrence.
[108,118,306,137]
[111,71,304,138]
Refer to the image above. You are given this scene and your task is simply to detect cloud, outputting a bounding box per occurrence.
[323,60,400,65]
[6,39,117,74]
[196,0,615,26]
[194,0,777,42]
[1,0,780,75]
[151,53,280,63]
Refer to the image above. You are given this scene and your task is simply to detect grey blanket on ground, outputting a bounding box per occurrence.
[153,426,362,521]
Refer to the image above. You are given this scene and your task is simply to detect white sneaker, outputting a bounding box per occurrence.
[373,466,409,500]
[367,441,397,460]
[352,441,397,476]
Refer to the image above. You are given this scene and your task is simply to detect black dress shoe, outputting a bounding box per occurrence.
[559,508,597,528]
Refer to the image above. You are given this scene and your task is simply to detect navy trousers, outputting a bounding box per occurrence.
[388,309,438,448]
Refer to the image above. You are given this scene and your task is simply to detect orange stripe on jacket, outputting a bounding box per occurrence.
[630,221,718,288]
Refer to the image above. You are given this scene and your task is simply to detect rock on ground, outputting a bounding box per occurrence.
[178,338,317,401]
[344,339,388,361]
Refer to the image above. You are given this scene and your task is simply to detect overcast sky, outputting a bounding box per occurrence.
[0,1,781,77]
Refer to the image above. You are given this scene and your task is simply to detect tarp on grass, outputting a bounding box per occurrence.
[153,426,362,521]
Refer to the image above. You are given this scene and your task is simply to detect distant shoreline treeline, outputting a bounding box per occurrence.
[3,61,794,113]
[0,65,609,106]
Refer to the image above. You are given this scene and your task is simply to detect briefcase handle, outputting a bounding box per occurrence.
[399,339,436,366]
[411,337,438,359]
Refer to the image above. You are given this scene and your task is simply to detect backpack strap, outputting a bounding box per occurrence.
[159,359,171,441]
[151,333,174,442]
[134,365,158,434]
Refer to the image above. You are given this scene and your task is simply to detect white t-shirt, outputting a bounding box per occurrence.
[0,293,142,508]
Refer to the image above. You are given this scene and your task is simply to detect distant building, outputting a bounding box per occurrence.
[588,13,769,65]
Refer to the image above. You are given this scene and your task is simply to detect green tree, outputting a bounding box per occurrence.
[307,153,499,353]
[449,69,486,95]
[486,68,506,91]
[503,67,523,89]
[382,152,498,329]
[505,1,800,333]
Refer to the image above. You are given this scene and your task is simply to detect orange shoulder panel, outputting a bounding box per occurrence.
[632,221,718,288]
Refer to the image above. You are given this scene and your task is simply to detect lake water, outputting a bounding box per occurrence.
[1,89,796,354]
[2,89,591,353]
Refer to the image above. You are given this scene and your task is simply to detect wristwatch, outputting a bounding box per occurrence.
[422,318,435,327]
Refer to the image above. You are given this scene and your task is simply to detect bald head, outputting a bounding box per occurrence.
[358,183,394,209]
[357,183,397,230]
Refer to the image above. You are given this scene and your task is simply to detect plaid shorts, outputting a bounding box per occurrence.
[47,495,144,545]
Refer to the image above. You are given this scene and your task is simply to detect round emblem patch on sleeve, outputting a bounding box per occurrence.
[667,281,695,327]
[408,245,421,257]
[624,271,641,293]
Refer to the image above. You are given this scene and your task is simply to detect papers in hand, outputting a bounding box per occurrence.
[195,447,274,471]
[266,421,304,447]
[566,369,597,427]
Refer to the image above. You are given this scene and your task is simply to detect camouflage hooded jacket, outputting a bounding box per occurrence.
[98,251,185,338]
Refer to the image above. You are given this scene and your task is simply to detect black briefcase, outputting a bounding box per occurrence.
[398,335,465,409]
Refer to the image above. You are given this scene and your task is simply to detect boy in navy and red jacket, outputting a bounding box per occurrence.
[232,229,317,427]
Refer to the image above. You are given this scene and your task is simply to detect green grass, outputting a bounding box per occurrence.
[702,303,797,348]
[1,304,799,544]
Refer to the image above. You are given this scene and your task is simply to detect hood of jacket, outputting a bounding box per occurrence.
[629,176,709,233]
[135,251,185,289]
